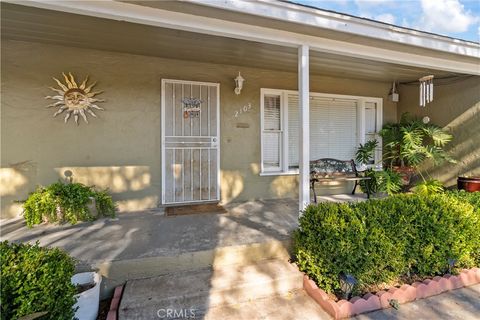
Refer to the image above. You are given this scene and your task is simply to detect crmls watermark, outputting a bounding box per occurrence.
[157,308,196,319]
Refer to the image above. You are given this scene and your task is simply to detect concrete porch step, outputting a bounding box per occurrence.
[119,259,304,319]
[96,239,292,297]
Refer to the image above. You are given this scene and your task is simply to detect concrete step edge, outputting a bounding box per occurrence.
[148,271,304,308]
[96,239,292,297]
[120,259,303,311]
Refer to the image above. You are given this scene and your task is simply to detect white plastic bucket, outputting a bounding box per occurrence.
[71,272,102,320]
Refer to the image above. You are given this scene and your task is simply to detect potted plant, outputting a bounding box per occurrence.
[71,272,102,320]
[458,176,480,192]
[22,181,116,227]
[379,113,455,187]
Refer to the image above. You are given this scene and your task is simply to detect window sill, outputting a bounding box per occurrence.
[259,170,299,176]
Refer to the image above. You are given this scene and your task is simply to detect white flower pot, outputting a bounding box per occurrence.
[72,272,102,320]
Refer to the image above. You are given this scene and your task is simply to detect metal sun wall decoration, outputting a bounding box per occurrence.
[182,97,202,118]
[45,73,105,125]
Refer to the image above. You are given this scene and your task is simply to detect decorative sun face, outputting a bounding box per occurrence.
[45,73,105,125]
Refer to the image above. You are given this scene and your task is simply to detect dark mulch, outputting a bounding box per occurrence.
[97,298,112,320]
[76,283,96,294]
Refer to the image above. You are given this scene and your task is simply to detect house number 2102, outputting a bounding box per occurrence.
[234,103,252,118]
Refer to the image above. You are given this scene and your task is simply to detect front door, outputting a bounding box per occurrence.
[161,79,220,205]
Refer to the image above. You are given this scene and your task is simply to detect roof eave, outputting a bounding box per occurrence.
[190,0,480,58]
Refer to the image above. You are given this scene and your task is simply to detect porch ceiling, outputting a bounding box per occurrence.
[1,3,462,83]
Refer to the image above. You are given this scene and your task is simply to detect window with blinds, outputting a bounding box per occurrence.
[262,94,282,171]
[260,89,382,174]
[288,95,357,168]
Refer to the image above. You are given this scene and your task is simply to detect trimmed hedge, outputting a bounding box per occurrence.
[0,241,77,320]
[294,191,480,296]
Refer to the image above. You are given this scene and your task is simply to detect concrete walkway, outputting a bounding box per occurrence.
[354,284,480,320]
[119,258,314,319]
[203,289,331,320]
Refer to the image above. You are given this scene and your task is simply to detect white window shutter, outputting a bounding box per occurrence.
[364,101,381,164]
[264,95,281,130]
[263,94,282,171]
[365,102,377,137]
[288,94,299,168]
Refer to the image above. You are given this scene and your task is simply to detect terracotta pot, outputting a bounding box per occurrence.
[457,177,480,192]
[393,166,416,185]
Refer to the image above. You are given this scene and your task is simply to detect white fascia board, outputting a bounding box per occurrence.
[6,0,480,75]
[193,0,480,58]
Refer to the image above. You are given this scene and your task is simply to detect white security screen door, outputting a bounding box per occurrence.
[161,79,220,205]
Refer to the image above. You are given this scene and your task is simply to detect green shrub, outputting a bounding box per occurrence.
[0,241,77,320]
[294,193,480,296]
[23,181,116,227]
[412,179,444,196]
[447,189,480,209]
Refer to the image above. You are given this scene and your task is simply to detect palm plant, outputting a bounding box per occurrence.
[380,113,455,185]
[380,113,454,168]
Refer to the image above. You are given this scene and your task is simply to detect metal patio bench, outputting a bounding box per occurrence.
[310,158,371,203]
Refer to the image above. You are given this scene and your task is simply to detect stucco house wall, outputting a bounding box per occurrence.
[397,76,480,186]
[1,40,397,218]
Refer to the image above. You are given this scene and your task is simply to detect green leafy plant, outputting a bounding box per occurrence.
[360,168,402,196]
[380,113,454,169]
[355,139,402,196]
[0,241,77,320]
[412,179,444,196]
[294,192,480,297]
[379,114,455,189]
[23,181,116,227]
[355,140,378,165]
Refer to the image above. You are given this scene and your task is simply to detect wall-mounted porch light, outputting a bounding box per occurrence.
[388,81,399,102]
[234,72,245,95]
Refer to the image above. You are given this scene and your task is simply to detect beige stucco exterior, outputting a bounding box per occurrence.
[2,39,399,218]
[397,76,480,186]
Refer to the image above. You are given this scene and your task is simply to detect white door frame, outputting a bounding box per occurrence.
[161,79,221,205]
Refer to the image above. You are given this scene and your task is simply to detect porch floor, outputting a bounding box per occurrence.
[0,195,367,263]
[0,194,368,295]
[1,198,299,262]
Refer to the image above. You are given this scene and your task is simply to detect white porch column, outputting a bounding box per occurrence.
[298,44,310,213]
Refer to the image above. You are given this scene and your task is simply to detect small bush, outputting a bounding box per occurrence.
[447,189,480,209]
[23,181,116,227]
[0,241,77,320]
[294,193,480,296]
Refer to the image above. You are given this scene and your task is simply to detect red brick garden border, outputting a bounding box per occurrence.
[106,285,124,320]
[303,268,480,319]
